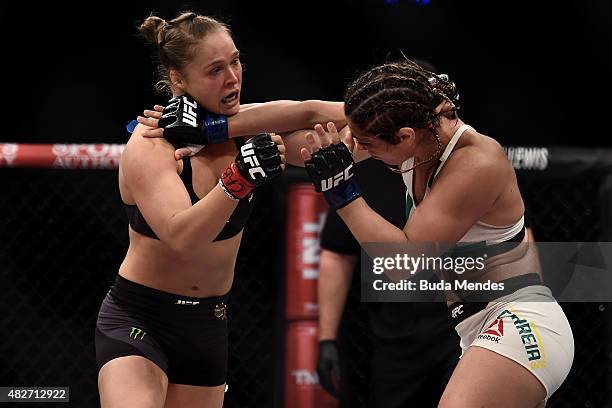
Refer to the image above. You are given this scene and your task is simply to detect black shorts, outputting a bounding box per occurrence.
[95,275,228,386]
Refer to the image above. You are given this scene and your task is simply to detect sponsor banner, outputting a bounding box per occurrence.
[504,147,549,170]
[360,242,612,302]
[285,184,328,320]
[0,143,124,169]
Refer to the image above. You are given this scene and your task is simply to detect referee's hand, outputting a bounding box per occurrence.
[317,340,341,399]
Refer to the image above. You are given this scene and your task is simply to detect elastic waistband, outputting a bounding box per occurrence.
[448,301,488,325]
[112,274,229,308]
[448,273,543,324]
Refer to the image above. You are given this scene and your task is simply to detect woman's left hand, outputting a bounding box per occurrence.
[137,104,201,160]
[299,122,356,163]
[300,122,362,209]
[137,105,164,136]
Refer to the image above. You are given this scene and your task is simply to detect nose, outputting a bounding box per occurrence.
[225,66,239,86]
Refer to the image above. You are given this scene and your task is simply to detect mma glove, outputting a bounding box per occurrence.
[158,94,229,147]
[316,340,341,399]
[219,133,282,200]
[304,143,362,210]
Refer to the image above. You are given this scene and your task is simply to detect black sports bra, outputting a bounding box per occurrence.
[124,139,254,242]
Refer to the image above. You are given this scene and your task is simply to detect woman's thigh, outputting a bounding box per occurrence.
[98,355,168,408]
[439,346,546,408]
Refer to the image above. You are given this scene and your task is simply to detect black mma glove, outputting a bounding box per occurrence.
[219,133,282,200]
[316,340,341,399]
[158,94,229,147]
[304,143,362,210]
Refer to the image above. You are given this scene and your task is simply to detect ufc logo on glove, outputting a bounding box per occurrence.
[181,96,199,127]
[321,165,354,191]
[304,143,363,210]
[240,143,266,180]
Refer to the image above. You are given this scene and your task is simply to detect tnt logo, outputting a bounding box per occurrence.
[290,369,319,385]
[182,96,199,127]
[240,143,266,180]
[321,164,354,191]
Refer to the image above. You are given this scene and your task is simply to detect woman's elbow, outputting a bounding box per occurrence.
[299,101,340,126]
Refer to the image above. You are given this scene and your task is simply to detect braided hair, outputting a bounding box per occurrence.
[344,59,460,171]
[345,59,460,143]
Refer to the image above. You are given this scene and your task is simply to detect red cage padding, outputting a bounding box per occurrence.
[0,143,124,169]
[285,321,338,408]
[285,184,329,321]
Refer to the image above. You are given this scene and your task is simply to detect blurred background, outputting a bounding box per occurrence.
[2,0,612,147]
[1,1,611,407]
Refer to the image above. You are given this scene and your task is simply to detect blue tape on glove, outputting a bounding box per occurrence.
[203,114,229,144]
[323,181,363,210]
[126,119,138,134]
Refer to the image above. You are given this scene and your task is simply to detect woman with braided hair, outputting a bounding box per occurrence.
[297,59,574,407]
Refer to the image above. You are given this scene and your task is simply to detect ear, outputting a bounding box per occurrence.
[396,127,416,144]
[169,69,187,93]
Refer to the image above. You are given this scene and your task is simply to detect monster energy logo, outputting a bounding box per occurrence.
[129,327,147,340]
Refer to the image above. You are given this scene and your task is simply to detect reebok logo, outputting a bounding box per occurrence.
[321,164,354,191]
[477,333,501,343]
[483,318,504,337]
[477,317,504,343]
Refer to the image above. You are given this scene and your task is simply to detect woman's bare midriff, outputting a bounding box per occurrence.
[119,228,242,297]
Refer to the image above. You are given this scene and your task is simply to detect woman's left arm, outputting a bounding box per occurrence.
[230,100,346,137]
[138,100,345,139]
[337,149,502,245]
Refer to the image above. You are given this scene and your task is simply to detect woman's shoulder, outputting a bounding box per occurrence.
[449,131,506,175]
[121,125,178,170]
[125,125,175,154]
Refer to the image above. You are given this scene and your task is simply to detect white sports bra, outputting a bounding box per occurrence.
[401,124,524,244]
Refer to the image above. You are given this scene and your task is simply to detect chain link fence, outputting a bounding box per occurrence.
[2,148,611,407]
[0,168,282,407]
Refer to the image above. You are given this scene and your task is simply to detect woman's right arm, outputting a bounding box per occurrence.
[123,130,239,254]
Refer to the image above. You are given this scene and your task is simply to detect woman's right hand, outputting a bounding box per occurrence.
[219,133,285,200]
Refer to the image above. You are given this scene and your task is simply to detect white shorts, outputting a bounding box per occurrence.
[455,285,574,398]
